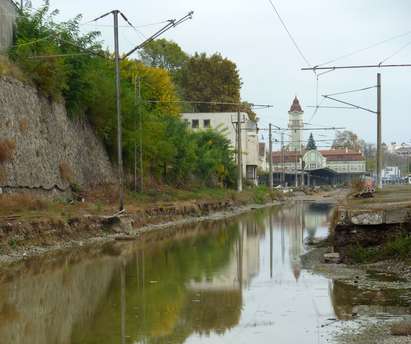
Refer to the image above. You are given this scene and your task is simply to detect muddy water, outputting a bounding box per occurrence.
[0,202,409,344]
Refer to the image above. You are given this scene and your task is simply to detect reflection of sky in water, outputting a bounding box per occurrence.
[185,202,335,344]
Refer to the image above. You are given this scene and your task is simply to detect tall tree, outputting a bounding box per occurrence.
[139,39,188,73]
[306,133,317,150]
[332,130,365,151]
[178,53,241,112]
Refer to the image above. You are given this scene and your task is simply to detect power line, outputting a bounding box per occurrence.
[119,12,146,40]
[326,85,376,97]
[316,29,411,67]
[302,63,411,71]
[79,20,170,29]
[379,39,411,64]
[267,0,311,67]
[124,11,193,58]
[143,99,274,108]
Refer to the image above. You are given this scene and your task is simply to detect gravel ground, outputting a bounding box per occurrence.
[302,246,411,344]
[335,319,411,344]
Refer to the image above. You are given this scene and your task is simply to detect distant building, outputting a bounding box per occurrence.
[382,166,401,182]
[181,112,260,184]
[0,0,18,53]
[270,97,366,186]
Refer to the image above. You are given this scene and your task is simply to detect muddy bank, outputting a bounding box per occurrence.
[302,245,411,343]
[0,198,275,265]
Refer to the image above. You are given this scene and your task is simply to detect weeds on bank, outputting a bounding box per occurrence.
[0,194,49,215]
[348,235,411,264]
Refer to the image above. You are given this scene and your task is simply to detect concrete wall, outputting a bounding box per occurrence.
[0,0,17,53]
[0,76,115,192]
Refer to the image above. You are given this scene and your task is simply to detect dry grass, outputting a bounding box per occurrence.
[59,162,73,183]
[0,56,26,81]
[0,193,49,214]
[391,322,411,336]
[0,139,16,164]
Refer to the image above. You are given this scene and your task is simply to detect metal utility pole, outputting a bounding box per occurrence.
[376,73,382,190]
[113,10,124,210]
[237,110,243,192]
[134,77,144,193]
[300,148,305,187]
[133,76,143,193]
[294,151,298,187]
[139,78,143,193]
[92,10,193,208]
[20,0,23,10]
[268,123,273,189]
[281,132,285,186]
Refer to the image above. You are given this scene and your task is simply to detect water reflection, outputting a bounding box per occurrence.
[0,202,408,344]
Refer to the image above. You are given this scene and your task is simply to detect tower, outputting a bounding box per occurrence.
[288,96,304,152]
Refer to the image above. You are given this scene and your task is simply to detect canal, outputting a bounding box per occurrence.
[0,202,408,343]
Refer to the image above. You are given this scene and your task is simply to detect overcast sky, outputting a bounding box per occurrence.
[30,0,411,147]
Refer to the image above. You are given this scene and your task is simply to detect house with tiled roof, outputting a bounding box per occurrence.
[269,97,366,186]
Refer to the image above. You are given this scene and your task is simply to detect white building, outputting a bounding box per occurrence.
[181,112,260,184]
[288,97,304,152]
[382,166,401,181]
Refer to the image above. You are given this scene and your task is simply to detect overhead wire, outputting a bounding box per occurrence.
[267,0,311,67]
[325,85,376,97]
[316,28,411,67]
[119,12,146,40]
[379,39,411,64]
[79,20,170,29]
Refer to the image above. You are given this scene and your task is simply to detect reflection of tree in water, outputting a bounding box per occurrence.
[149,290,242,344]
[71,222,243,344]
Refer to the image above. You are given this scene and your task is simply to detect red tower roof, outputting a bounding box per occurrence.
[289,96,303,113]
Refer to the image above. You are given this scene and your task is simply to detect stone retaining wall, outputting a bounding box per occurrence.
[0,76,115,192]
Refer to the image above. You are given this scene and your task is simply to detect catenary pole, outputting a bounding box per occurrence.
[281,132,285,186]
[237,109,243,192]
[294,151,298,187]
[134,76,138,192]
[113,10,124,211]
[268,123,273,189]
[377,73,382,190]
[138,77,143,193]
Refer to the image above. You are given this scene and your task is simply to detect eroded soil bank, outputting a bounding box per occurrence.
[0,189,342,265]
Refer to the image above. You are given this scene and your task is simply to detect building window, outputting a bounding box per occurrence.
[192,120,199,129]
[203,119,211,128]
[246,165,256,180]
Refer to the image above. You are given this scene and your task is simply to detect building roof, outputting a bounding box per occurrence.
[271,149,365,163]
[319,149,365,161]
[271,151,302,163]
[289,96,303,113]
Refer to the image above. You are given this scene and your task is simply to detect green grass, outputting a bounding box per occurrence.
[348,235,411,264]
